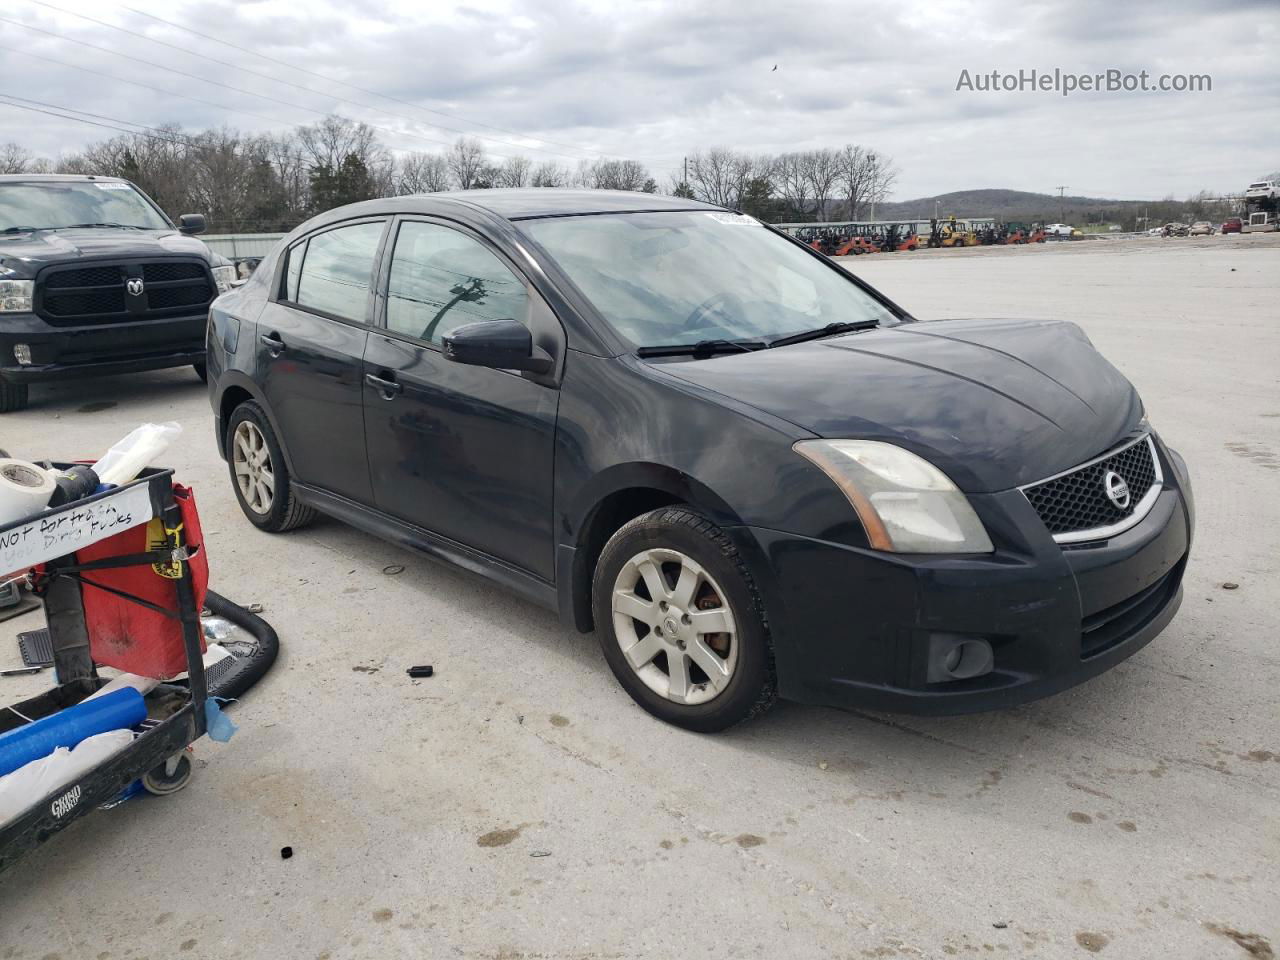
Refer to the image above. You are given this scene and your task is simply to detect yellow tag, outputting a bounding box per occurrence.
[147,518,183,579]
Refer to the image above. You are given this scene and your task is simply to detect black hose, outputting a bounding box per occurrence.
[200,590,280,702]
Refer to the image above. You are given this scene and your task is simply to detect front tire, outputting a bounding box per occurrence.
[193,362,208,382]
[592,507,776,732]
[226,400,316,533]
[0,377,29,413]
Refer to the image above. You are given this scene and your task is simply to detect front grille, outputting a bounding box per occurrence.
[147,284,212,309]
[1022,435,1160,542]
[44,266,122,289]
[1080,560,1183,658]
[45,289,128,317]
[143,261,205,283]
[37,258,215,326]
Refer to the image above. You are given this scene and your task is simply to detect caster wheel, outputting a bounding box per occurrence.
[142,752,193,796]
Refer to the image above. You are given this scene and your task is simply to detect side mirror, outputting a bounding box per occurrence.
[178,213,207,235]
[442,319,552,374]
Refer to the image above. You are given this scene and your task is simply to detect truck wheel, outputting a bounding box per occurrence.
[592,506,777,732]
[0,377,29,413]
[226,400,316,533]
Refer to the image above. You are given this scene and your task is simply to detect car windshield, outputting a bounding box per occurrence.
[518,210,898,348]
[0,180,171,232]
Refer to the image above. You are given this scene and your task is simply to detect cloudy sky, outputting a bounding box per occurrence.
[0,0,1275,201]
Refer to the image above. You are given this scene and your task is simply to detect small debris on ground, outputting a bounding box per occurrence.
[1221,582,1239,590]
[382,564,405,576]
[246,602,265,614]
[530,850,551,858]
[280,846,293,860]
[407,665,434,678]
[992,921,1009,929]
[818,761,829,770]
[353,665,380,674]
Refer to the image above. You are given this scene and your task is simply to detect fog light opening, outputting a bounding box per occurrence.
[13,344,31,366]
[927,635,995,683]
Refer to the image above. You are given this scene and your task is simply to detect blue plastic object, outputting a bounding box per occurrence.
[203,698,237,743]
[0,688,147,778]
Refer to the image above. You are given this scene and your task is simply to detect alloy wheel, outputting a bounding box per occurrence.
[611,547,739,705]
[232,420,275,515]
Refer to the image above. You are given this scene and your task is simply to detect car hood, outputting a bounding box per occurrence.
[656,318,1143,493]
[0,228,213,273]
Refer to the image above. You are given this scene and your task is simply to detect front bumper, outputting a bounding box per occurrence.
[0,311,206,382]
[729,447,1193,715]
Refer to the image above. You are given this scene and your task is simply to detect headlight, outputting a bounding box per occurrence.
[0,279,33,313]
[794,439,994,553]
[211,265,236,294]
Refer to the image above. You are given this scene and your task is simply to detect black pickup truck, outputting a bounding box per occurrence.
[0,174,235,412]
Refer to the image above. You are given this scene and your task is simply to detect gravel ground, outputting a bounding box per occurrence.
[0,237,1276,960]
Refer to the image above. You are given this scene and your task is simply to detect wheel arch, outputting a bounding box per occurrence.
[557,462,745,634]
[215,373,296,475]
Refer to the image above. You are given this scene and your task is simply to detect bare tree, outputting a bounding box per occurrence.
[774,153,810,219]
[686,148,747,207]
[496,155,532,188]
[584,158,652,191]
[297,115,390,174]
[802,148,841,220]
[447,137,488,190]
[531,161,570,187]
[0,142,33,174]
[397,152,452,194]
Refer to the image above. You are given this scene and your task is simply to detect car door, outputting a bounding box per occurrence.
[362,217,561,581]
[257,217,388,504]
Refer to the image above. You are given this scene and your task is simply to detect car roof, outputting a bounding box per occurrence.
[434,188,723,220]
[0,173,130,184]
[308,189,725,227]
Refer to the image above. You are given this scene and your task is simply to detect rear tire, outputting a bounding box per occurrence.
[225,400,316,533]
[592,506,776,732]
[0,377,29,413]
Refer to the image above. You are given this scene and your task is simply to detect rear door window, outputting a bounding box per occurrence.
[385,220,529,346]
[294,221,385,323]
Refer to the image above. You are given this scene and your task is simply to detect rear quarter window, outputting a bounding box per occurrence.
[293,221,385,323]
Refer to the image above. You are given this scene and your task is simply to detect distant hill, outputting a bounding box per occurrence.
[876,188,1141,223]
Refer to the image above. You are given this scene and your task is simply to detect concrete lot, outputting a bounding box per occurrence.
[1,236,1277,959]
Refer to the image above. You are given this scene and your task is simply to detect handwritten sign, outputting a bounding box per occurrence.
[0,483,153,573]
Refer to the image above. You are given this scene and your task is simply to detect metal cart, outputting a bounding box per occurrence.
[0,467,213,872]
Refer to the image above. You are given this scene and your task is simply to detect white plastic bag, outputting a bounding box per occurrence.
[92,422,182,486]
[0,729,134,827]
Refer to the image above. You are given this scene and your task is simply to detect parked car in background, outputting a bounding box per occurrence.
[1188,221,1214,236]
[0,174,235,412]
[1244,180,1278,200]
[1221,217,1243,234]
[207,190,1193,731]
[1044,223,1075,238]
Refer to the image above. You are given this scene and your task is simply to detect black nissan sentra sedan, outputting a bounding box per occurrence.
[206,190,1193,731]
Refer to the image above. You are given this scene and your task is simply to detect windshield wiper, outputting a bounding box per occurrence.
[2,226,40,234]
[63,222,146,230]
[636,338,768,358]
[767,320,880,348]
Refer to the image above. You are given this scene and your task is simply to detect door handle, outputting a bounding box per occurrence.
[260,332,285,357]
[365,372,403,399]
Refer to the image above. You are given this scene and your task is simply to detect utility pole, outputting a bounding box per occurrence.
[683,156,688,189]
[1055,185,1067,223]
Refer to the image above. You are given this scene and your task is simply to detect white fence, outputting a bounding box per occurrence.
[202,233,287,260]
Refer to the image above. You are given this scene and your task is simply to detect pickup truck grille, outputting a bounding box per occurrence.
[36,258,215,326]
[1021,435,1162,544]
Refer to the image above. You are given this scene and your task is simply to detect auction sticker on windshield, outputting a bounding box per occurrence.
[94,182,133,190]
[706,212,758,225]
